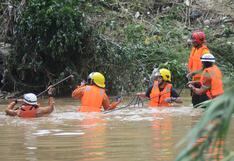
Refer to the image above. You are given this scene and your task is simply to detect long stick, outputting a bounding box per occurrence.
[37,74,73,97]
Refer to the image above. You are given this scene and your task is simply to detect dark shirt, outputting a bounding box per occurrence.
[145,84,179,98]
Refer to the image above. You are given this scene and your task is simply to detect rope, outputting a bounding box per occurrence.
[103,95,139,114]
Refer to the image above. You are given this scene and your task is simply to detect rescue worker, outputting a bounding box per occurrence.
[188,53,224,100]
[72,72,121,112]
[5,87,55,117]
[137,68,182,107]
[187,30,210,106]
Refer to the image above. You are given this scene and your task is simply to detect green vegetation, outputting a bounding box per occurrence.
[0,0,233,95]
[0,1,234,159]
[5,0,91,93]
[175,87,234,161]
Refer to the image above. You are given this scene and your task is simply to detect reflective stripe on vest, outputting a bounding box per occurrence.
[18,105,37,118]
[188,45,209,81]
[200,65,224,99]
[149,81,172,107]
[80,85,105,112]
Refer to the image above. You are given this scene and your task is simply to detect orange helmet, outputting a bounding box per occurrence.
[192,31,206,45]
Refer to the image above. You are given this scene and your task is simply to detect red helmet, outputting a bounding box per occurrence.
[191,31,206,45]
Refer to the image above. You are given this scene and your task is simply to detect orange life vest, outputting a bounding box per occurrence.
[18,104,38,118]
[200,65,224,99]
[149,81,172,107]
[188,44,209,81]
[79,85,105,112]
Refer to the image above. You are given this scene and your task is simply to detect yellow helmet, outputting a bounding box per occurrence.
[159,68,171,82]
[92,72,105,88]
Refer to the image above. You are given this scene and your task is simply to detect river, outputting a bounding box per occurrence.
[0,97,233,161]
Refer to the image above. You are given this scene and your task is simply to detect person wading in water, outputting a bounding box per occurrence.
[72,72,121,112]
[187,30,210,107]
[188,53,224,100]
[5,87,55,118]
[137,68,182,107]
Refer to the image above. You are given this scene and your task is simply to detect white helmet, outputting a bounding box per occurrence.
[201,53,215,63]
[87,72,94,80]
[23,93,38,105]
[150,68,159,81]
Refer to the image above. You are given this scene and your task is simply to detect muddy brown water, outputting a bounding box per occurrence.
[0,96,233,161]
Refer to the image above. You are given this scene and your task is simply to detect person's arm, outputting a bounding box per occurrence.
[192,69,203,76]
[5,100,18,116]
[189,71,211,95]
[188,80,200,84]
[36,96,55,117]
[36,87,55,117]
[72,85,85,100]
[102,94,121,111]
[187,69,203,80]
[189,85,209,95]
[165,88,183,104]
[187,80,201,87]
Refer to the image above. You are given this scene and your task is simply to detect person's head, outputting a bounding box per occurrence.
[157,68,171,85]
[91,72,105,88]
[23,93,38,106]
[201,53,215,68]
[191,31,206,47]
[87,72,95,85]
